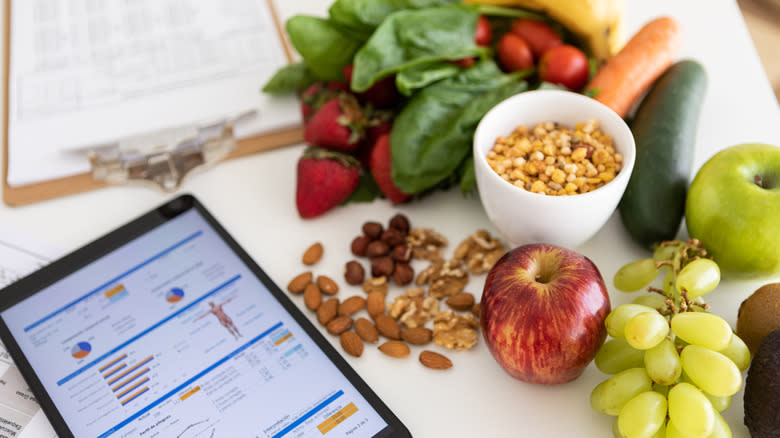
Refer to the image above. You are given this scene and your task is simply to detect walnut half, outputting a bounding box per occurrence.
[453,230,505,275]
[388,288,440,328]
[433,310,479,351]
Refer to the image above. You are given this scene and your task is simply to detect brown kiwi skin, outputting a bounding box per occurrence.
[736,283,780,356]
[744,329,780,438]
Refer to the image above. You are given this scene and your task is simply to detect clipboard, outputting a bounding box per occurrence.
[1,0,304,206]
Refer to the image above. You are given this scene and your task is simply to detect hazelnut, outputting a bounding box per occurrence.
[362,222,384,240]
[351,235,371,256]
[393,263,414,286]
[344,261,365,285]
[381,228,406,247]
[371,256,395,278]
[365,240,390,258]
[391,244,412,263]
[389,214,410,234]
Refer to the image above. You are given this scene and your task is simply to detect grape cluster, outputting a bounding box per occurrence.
[591,239,750,438]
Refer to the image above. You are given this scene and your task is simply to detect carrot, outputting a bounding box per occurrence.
[586,16,683,118]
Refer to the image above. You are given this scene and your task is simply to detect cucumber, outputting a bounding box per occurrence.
[618,60,707,249]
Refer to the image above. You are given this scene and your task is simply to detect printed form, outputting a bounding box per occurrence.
[0,228,64,438]
[7,0,299,187]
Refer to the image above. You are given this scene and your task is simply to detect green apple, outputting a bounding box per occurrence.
[685,143,780,277]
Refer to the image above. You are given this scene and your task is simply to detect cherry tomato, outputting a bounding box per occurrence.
[497,33,533,72]
[475,15,492,46]
[538,45,590,90]
[510,18,563,59]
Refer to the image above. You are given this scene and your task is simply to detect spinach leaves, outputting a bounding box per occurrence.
[285,16,362,81]
[390,60,530,194]
[351,5,489,92]
[262,62,319,94]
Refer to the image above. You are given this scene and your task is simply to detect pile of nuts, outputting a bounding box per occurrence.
[287,213,507,370]
[486,120,623,195]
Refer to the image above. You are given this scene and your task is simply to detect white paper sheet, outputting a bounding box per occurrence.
[0,228,64,438]
[7,0,299,187]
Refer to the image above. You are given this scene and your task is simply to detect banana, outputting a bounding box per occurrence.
[465,0,625,64]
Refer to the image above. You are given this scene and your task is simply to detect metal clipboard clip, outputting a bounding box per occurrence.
[86,111,256,192]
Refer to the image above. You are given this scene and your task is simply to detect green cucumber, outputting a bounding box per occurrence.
[618,60,707,249]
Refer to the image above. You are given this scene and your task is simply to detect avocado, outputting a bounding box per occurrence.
[744,329,780,437]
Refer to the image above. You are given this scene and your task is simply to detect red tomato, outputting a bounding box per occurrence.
[497,34,534,72]
[475,15,492,46]
[538,45,590,90]
[510,18,563,59]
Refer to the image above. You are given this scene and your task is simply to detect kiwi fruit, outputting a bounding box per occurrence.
[744,329,780,438]
[737,283,780,356]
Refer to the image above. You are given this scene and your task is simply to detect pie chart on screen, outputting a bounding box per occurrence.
[71,342,91,359]
[166,287,185,303]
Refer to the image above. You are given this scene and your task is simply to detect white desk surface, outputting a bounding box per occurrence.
[2,1,780,437]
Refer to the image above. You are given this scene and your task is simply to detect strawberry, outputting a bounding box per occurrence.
[343,64,399,109]
[296,147,361,218]
[304,95,365,152]
[369,134,410,204]
[300,81,350,122]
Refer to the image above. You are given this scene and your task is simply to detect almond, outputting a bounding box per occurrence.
[354,318,379,343]
[366,291,386,317]
[317,298,339,326]
[378,340,410,358]
[338,296,366,316]
[374,314,401,340]
[303,283,322,311]
[287,271,312,294]
[401,327,433,345]
[317,275,339,295]
[340,331,364,357]
[326,316,353,335]
[446,292,475,311]
[302,242,323,265]
[419,350,453,370]
[471,302,481,317]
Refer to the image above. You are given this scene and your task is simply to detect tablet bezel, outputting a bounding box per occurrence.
[0,194,411,438]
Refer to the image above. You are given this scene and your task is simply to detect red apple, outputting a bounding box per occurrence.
[481,244,610,384]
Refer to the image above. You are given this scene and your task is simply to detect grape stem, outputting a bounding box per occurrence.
[649,239,712,318]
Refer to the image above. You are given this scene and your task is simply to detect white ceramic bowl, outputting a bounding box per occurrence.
[473,90,636,248]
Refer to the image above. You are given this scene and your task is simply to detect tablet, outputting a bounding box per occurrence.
[0,195,411,438]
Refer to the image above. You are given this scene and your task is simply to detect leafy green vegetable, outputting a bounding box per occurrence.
[286,16,362,81]
[351,5,489,92]
[345,172,383,203]
[458,156,476,194]
[328,0,458,43]
[395,62,462,96]
[474,4,547,21]
[262,62,319,94]
[390,60,529,194]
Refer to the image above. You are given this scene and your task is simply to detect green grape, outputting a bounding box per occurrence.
[632,294,667,311]
[612,417,622,438]
[614,259,659,292]
[675,258,720,298]
[653,243,679,263]
[704,391,732,412]
[670,312,733,351]
[718,334,750,372]
[651,383,668,397]
[618,391,667,438]
[606,304,656,338]
[624,311,669,350]
[668,382,715,438]
[644,338,682,385]
[662,271,674,295]
[709,410,733,438]
[665,419,688,438]
[680,345,742,397]
[591,368,653,415]
[596,338,646,374]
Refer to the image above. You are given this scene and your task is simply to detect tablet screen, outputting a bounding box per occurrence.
[0,209,389,438]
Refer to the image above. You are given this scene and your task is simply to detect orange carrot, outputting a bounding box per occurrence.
[586,16,683,118]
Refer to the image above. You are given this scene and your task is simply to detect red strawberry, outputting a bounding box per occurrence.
[304,95,365,152]
[300,81,350,122]
[343,64,399,109]
[296,147,361,218]
[369,134,410,204]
